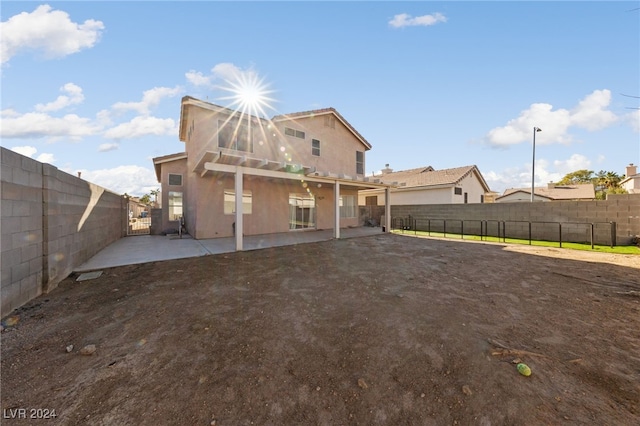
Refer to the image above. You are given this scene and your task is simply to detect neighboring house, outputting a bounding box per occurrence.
[152,96,393,249]
[495,183,596,202]
[358,164,491,205]
[620,163,639,194]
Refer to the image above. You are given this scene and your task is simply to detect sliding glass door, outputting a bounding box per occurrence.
[289,193,316,230]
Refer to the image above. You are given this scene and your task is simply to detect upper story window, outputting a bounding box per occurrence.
[356,151,364,175]
[454,187,462,195]
[312,139,320,156]
[285,127,305,139]
[168,173,182,186]
[218,119,253,153]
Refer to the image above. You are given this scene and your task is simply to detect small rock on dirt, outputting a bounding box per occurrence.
[66,345,74,353]
[80,345,96,355]
[462,385,472,396]
[357,378,368,389]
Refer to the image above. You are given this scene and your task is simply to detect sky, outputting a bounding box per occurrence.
[1,1,639,197]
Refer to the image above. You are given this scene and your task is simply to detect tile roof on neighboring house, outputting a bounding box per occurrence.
[373,165,491,192]
[497,183,595,201]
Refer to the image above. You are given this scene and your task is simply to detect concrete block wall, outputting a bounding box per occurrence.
[1,147,126,316]
[1,148,44,317]
[391,194,640,246]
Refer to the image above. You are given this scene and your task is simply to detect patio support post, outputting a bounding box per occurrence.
[235,167,243,251]
[334,181,340,239]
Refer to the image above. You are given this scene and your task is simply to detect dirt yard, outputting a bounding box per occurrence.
[2,233,639,425]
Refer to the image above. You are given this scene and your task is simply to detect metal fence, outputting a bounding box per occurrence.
[391,216,617,248]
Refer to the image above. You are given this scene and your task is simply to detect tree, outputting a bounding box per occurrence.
[557,169,594,185]
[139,194,152,204]
[557,169,627,200]
[150,188,160,204]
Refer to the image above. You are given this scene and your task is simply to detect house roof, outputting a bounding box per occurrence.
[179,96,371,151]
[373,165,491,192]
[152,152,187,182]
[620,172,640,185]
[496,183,596,201]
[272,108,371,150]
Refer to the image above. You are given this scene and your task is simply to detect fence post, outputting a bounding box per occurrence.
[590,223,594,249]
[558,223,562,248]
[528,222,532,245]
[444,220,447,238]
[610,222,616,248]
[461,220,464,239]
[428,219,431,236]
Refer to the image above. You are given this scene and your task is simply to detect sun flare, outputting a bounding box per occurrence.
[218,70,276,118]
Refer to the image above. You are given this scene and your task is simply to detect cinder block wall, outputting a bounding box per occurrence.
[1,149,44,316]
[389,194,640,245]
[1,148,126,316]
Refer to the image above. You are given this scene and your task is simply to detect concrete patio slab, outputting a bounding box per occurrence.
[74,227,383,272]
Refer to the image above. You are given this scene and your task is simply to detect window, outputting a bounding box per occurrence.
[356,151,364,175]
[312,139,320,156]
[454,187,462,195]
[218,119,252,152]
[340,195,357,218]
[464,192,468,204]
[480,194,484,203]
[224,190,252,214]
[168,191,183,221]
[168,173,182,186]
[284,127,305,139]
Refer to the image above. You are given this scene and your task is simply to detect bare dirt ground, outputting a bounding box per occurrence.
[2,233,639,425]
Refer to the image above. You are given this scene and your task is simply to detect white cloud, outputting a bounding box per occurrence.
[389,13,447,28]
[186,63,254,89]
[104,116,177,139]
[569,90,617,131]
[111,86,182,115]
[485,90,619,148]
[98,142,119,152]
[75,165,159,197]
[10,145,55,164]
[36,152,56,164]
[1,4,104,65]
[1,110,101,139]
[552,154,592,176]
[625,109,640,133]
[35,83,84,112]
[186,70,212,87]
[10,145,37,157]
[485,153,592,193]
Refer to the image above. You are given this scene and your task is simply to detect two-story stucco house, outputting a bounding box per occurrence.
[358,164,491,206]
[152,96,393,249]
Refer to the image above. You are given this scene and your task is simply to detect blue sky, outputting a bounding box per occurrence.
[1,1,639,197]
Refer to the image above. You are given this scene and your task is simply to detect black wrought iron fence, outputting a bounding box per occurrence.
[391,217,617,248]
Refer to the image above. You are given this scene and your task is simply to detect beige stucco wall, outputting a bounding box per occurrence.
[171,101,365,239]
[182,102,368,178]
[621,177,640,193]
[359,171,488,206]
[157,157,188,234]
[191,175,359,239]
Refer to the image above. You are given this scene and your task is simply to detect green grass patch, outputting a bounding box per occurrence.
[391,229,640,255]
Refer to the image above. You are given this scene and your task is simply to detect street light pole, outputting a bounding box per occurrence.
[531,127,542,202]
